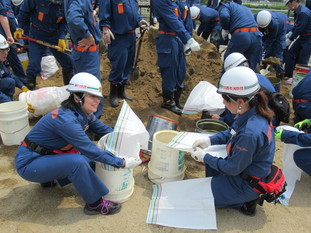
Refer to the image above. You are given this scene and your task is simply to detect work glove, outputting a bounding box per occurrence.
[124,157,142,169]
[294,119,311,131]
[286,31,292,39]
[190,147,206,163]
[286,38,292,47]
[221,29,229,40]
[57,39,66,52]
[21,86,29,92]
[139,19,149,29]
[14,28,24,40]
[102,27,115,44]
[184,38,200,55]
[192,137,211,150]
[274,128,283,140]
[27,103,35,113]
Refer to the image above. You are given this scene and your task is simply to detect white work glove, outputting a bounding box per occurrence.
[184,38,200,54]
[190,147,206,163]
[102,27,115,44]
[192,137,211,150]
[124,157,142,169]
[221,29,229,40]
[286,38,292,47]
[286,31,292,39]
[139,19,149,29]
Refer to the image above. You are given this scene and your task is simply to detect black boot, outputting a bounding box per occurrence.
[110,83,119,107]
[161,92,182,115]
[118,84,133,100]
[240,198,259,217]
[26,76,36,90]
[62,71,74,85]
[174,87,184,109]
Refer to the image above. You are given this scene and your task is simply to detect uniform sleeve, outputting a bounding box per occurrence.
[98,0,112,29]
[290,11,309,40]
[89,117,113,137]
[282,130,311,147]
[210,129,231,145]
[218,5,230,30]
[16,0,33,31]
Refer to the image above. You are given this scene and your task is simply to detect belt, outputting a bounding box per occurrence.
[74,45,98,52]
[159,30,177,36]
[211,17,220,21]
[232,27,258,34]
[22,138,57,155]
[32,23,53,33]
[301,33,311,37]
[6,12,13,14]
[293,99,311,103]
[127,30,135,34]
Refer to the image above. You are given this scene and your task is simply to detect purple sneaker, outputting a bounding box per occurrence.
[84,199,121,215]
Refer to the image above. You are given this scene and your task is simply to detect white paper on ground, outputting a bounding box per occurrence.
[146,177,216,230]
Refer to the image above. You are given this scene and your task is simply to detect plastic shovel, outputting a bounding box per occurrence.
[131,28,147,81]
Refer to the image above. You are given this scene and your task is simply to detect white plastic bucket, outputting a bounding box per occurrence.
[0,101,29,145]
[148,130,186,184]
[290,64,311,98]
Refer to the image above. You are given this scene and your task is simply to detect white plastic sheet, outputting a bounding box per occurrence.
[146,177,216,230]
[41,55,59,80]
[182,81,225,114]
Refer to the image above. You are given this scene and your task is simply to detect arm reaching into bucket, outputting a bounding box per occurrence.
[122,157,142,169]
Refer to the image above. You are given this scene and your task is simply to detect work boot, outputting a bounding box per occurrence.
[174,87,184,109]
[161,92,182,115]
[62,71,74,85]
[118,84,133,100]
[240,198,259,217]
[110,83,119,107]
[26,76,36,90]
[40,180,57,188]
[84,199,121,215]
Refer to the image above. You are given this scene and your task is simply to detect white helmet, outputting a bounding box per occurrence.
[67,72,103,97]
[0,34,9,50]
[190,6,200,19]
[224,52,248,71]
[217,66,260,98]
[11,0,24,6]
[256,10,272,28]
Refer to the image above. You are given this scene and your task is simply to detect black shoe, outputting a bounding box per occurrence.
[84,199,121,215]
[118,84,133,100]
[110,83,120,107]
[161,101,182,115]
[40,180,57,188]
[240,198,259,217]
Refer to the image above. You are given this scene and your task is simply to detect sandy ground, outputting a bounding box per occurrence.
[1,29,311,232]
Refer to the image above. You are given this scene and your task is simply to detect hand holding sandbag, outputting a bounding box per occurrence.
[124,157,142,169]
[295,119,311,131]
[190,147,206,163]
[192,137,211,150]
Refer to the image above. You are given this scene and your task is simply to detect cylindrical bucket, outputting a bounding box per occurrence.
[195,119,229,134]
[268,77,281,92]
[290,64,311,98]
[146,114,178,153]
[0,101,29,146]
[95,163,134,203]
[148,130,186,184]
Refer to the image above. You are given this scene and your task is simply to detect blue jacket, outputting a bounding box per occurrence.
[292,68,311,100]
[15,106,124,170]
[281,128,311,147]
[64,0,101,44]
[207,107,275,178]
[196,5,221,36]
[98,0,142,34]
[289,4,311,41]
[0,62,24,88]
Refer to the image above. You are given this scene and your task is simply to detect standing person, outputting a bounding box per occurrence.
[64,0,103,119]
[218,0,262,71]
[191,66,275,216]
[98,0,149,108]
[284,0,311,83]
[13,0,74,90]
[15,73,142,215]
[255,10,290,79]
[152,0,200,115]
[190,5,221,50]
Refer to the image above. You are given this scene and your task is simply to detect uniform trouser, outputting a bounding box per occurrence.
[7,46,27,83]
[0,78,15,103]
[156,34,186,92]
[205,164,259,209]
[16,149,109,204]
[284,36,311,77]
[224,31,262,72]
[264,35,286,72]
[107,33,136,84]
[294,148,311,176]
[293,102,311,123]
[71,48,103,119]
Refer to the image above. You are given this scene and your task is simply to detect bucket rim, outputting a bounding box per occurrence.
[0,101,27,113]
[150,114,179,125]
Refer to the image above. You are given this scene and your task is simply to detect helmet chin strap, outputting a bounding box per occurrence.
[227,95,254,119]
[73,93,89,116]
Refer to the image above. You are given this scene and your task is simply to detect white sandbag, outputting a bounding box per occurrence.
[19,86,70,118]
[41,55,59,80]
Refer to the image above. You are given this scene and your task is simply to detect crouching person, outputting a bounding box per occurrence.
[15,72,141,215]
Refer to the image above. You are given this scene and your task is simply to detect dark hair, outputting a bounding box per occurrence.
[61,93,84,110]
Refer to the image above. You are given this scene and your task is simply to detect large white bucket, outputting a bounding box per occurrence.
[0,101,29,145]
[95,163,134,203]
[148,130,186,184]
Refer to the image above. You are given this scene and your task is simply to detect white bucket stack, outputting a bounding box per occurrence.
[148,130,186,184]
[0,101,30,145]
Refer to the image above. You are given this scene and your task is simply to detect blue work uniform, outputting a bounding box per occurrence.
[284,4,311,78]
[98,0,142,85]
[64,0,103,119]
[15,106,124,204]
[0,62,26,103]
[204,107,275,209]
[196,5,221,48]
[152,0,192,93]
[292,68,311,122]
[206,0,219,9]
[219,2,262,71]
[280,129,311,176]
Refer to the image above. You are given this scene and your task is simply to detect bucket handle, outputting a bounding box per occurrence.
[0,123,29,135]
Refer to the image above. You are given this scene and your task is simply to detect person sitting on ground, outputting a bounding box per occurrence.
[15,72,141,215]
[191,66,276,216]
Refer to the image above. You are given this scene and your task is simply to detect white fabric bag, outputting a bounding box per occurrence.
[40,55,59,80]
